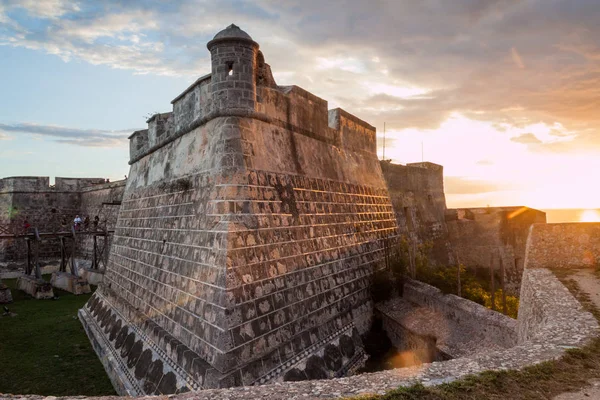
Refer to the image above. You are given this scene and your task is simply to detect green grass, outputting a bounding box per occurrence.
[348,268,600,400]
[0,278,116,396]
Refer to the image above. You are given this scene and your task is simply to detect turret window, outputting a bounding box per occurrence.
[226,61,234,76]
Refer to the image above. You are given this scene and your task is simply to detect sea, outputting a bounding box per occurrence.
[543,209,600,223]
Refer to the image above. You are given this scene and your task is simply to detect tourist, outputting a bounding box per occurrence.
[93,215,100,231]
[74,215,82,231]
[22,218,30,234]
[83,215,90,231]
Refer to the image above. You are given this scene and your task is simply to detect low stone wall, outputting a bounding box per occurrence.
[525,223,600,269]
[378,279,516,358]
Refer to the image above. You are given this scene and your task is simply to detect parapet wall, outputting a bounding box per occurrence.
[525,222,600,269]
[402,279,517,351]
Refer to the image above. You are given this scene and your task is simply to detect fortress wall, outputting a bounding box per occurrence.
[81,27,398,394]
[380,161,451,266]
[86,108,395,392]
[525,223,600,269]
[446,206,546,292]
[77,180,127,267]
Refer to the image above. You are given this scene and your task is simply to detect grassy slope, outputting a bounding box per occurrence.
[350,269,600,400]
[0,278,115,396]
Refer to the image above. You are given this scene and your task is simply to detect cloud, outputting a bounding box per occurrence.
[476,160,494,166]
[0,0,599,151]
[0,122,137,147]
[3,0,80,19]
[511,133,542,144]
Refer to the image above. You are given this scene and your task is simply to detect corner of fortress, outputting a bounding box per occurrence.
[79,24,398,395]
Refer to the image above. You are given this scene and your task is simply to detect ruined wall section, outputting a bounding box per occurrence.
[82,26,397,395]
[381,161,451,266]
[525,223,600,269]
[446,206,546,292]
[0,176,107,262]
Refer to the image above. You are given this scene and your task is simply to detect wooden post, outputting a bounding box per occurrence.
[33,229,41,280]
[456,251,462,297]
[500,251,507,315]
[92,235,98,270]
[489,250,496,311]
[60,237,66,272]
[26,239,31,276]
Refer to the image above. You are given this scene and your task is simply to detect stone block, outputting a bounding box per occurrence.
[16,275,54,299]
[51,271,91,295]
[81,268,104,286]
[0,283,12,303]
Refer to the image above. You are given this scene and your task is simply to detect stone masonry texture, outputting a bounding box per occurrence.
[78,24,398,396]
[525,222,600,269]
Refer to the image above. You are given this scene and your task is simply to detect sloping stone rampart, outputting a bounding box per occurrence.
[79,25,397,395]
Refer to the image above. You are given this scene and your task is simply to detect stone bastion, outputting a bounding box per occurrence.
[4,223,600,399]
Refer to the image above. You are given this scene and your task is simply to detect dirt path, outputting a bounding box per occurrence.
[554,269,600,400]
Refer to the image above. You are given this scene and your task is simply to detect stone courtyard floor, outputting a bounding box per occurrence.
[0,279,115,396]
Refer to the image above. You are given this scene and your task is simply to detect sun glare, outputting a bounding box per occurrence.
[580,209,600,222]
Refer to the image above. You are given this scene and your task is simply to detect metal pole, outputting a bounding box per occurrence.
[382,122,386,160]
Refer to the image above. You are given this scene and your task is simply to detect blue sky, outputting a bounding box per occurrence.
[1,0,599,209]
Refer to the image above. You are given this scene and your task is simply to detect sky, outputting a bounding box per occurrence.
[0,0,599,211]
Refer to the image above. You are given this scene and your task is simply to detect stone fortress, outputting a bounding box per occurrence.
[1,24,599,399]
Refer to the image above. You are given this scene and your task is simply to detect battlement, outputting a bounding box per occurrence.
[0,176,108,193]
[380,160,445,193]
[128,26,377,164]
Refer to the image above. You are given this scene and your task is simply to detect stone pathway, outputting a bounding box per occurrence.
[554,269,600,400]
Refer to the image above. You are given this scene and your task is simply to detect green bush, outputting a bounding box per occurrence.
[380,237,519,318]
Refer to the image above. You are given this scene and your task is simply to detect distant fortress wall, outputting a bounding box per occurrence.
[0,176,124,263]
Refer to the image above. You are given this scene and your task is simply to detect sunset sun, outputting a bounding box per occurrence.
[580,210,600,222]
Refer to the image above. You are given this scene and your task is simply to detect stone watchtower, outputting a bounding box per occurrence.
[207,24,259,112]
[80,25,398,396]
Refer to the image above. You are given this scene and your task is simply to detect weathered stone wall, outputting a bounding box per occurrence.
[81,25,397,396]
[378,279,516,359]
[524,223,600,269]
[446,206,546,292]
[380,161,451,266]
[0,176,108,263]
